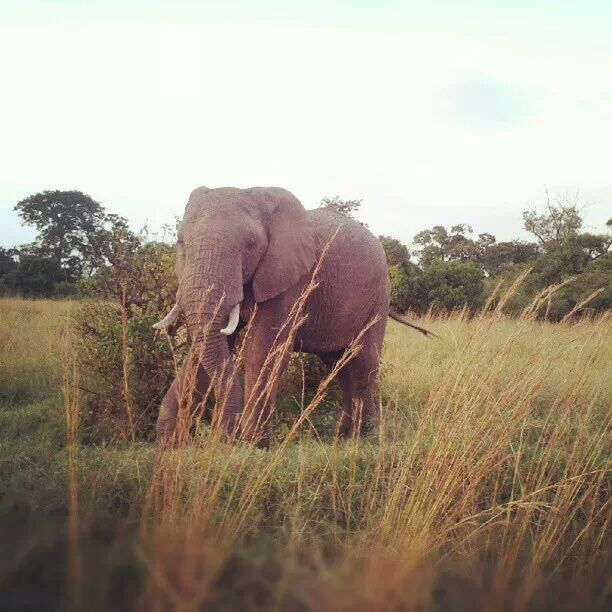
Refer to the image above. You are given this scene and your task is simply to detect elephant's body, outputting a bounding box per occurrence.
[239,208,390,355]
[155,186,393,444]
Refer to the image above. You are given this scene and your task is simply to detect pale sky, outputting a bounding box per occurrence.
[1,1,611,249]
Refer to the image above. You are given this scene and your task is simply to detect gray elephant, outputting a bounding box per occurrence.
[154,186,431,444]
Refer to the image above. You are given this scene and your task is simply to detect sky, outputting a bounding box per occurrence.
[1,1,611,249]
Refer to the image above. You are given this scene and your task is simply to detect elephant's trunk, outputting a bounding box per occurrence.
[178,253,243,434]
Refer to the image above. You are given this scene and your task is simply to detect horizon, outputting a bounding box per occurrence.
[1,1,611,248]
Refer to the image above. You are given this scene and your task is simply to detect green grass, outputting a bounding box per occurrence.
[0,298,610,611]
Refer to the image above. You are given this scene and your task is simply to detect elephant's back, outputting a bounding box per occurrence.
[298,209,389,352]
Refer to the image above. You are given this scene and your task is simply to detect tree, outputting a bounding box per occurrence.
[378,235,424,311]
[319,196,366,225]
[0,247,17,277]
[522,192,583,249]
[413,224,480,267]
[88,214,142,276]
[379,235,412,269]
[417,261,484,312]
[518,193,611,316]
[575,232,612,261]
[388,264,424,312]
[529,242,590,287]
[478,240,540,276]
[2,255,64,297]
[14,190,105,280]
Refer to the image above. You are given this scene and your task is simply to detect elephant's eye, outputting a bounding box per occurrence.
[246,237,256,250]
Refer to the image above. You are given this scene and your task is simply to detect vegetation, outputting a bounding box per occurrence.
[1,187,610,608]
[382,196,611,316]
[0,295,610,611]
[3,189,610,322]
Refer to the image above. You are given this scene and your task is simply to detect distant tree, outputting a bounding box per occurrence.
[413,224,479,266]
[529,242,590,287]
[319,196,366,225]
[0,247,17,276]
[517,193,611,315]
[388,264,424,312]
[572,253,612,311]
[14,190,105,280]
[575,232,612,261]
[2,255,64,297]
[478,240,540,276]
[378,235,423,311]
[88,214,142,275]
[379,235,412,269]
[522,192,583,249]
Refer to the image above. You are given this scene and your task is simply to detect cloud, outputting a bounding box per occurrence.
[444,77,531,128]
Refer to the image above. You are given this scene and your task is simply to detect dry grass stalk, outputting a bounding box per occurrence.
[561,287,605,323]
[61,317,84,612]
[520,276,576,319]
[120,282,135,441]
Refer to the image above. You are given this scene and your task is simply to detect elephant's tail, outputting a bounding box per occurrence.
[388,309,437,338]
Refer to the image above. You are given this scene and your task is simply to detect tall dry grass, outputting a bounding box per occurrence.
[0,297,73,402]
[1,285,610,610]
[104,278,611,610]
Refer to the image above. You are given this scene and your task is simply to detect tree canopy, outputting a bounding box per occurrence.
[319,196,366,225]
[14,190,105,280]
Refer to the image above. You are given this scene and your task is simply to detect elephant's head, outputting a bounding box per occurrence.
[157,186,316,428]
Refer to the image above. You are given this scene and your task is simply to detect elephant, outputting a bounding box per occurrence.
[154,186,432,445]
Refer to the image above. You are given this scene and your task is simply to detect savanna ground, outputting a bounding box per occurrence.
[0,297,610,611]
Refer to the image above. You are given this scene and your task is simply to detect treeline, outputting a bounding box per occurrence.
[0,190,176,307]
[377,194,611,319]
[1,190,611,320]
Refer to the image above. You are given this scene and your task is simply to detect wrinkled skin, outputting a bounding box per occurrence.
[156,186,391,445]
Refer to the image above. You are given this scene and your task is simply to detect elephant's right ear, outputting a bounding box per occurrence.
[251,187,317,303]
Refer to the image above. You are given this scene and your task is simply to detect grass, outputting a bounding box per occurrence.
[0,296,610,611]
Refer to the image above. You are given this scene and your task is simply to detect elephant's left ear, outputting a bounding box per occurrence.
[251,187,317,303]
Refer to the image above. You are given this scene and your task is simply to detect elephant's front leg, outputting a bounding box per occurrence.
[241,308,292,446]
[156,360,212,443]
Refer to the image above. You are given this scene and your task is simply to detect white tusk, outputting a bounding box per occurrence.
[220,303,240,335]
[152,302,180,330]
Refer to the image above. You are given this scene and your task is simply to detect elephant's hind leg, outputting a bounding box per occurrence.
[337,359,379,438]
[321,348,378,438]
[333,322,385,438]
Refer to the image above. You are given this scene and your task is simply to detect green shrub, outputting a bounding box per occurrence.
[73,235,180,442]
[73,301,184,442]
[418,260,485,312]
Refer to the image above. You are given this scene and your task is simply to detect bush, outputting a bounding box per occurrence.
[418,261,485,312]
[388,264,424,312]
[73,236,179,442]
[74,301,184,442]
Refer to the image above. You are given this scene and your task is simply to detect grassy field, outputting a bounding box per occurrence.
[0,297,610,611]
